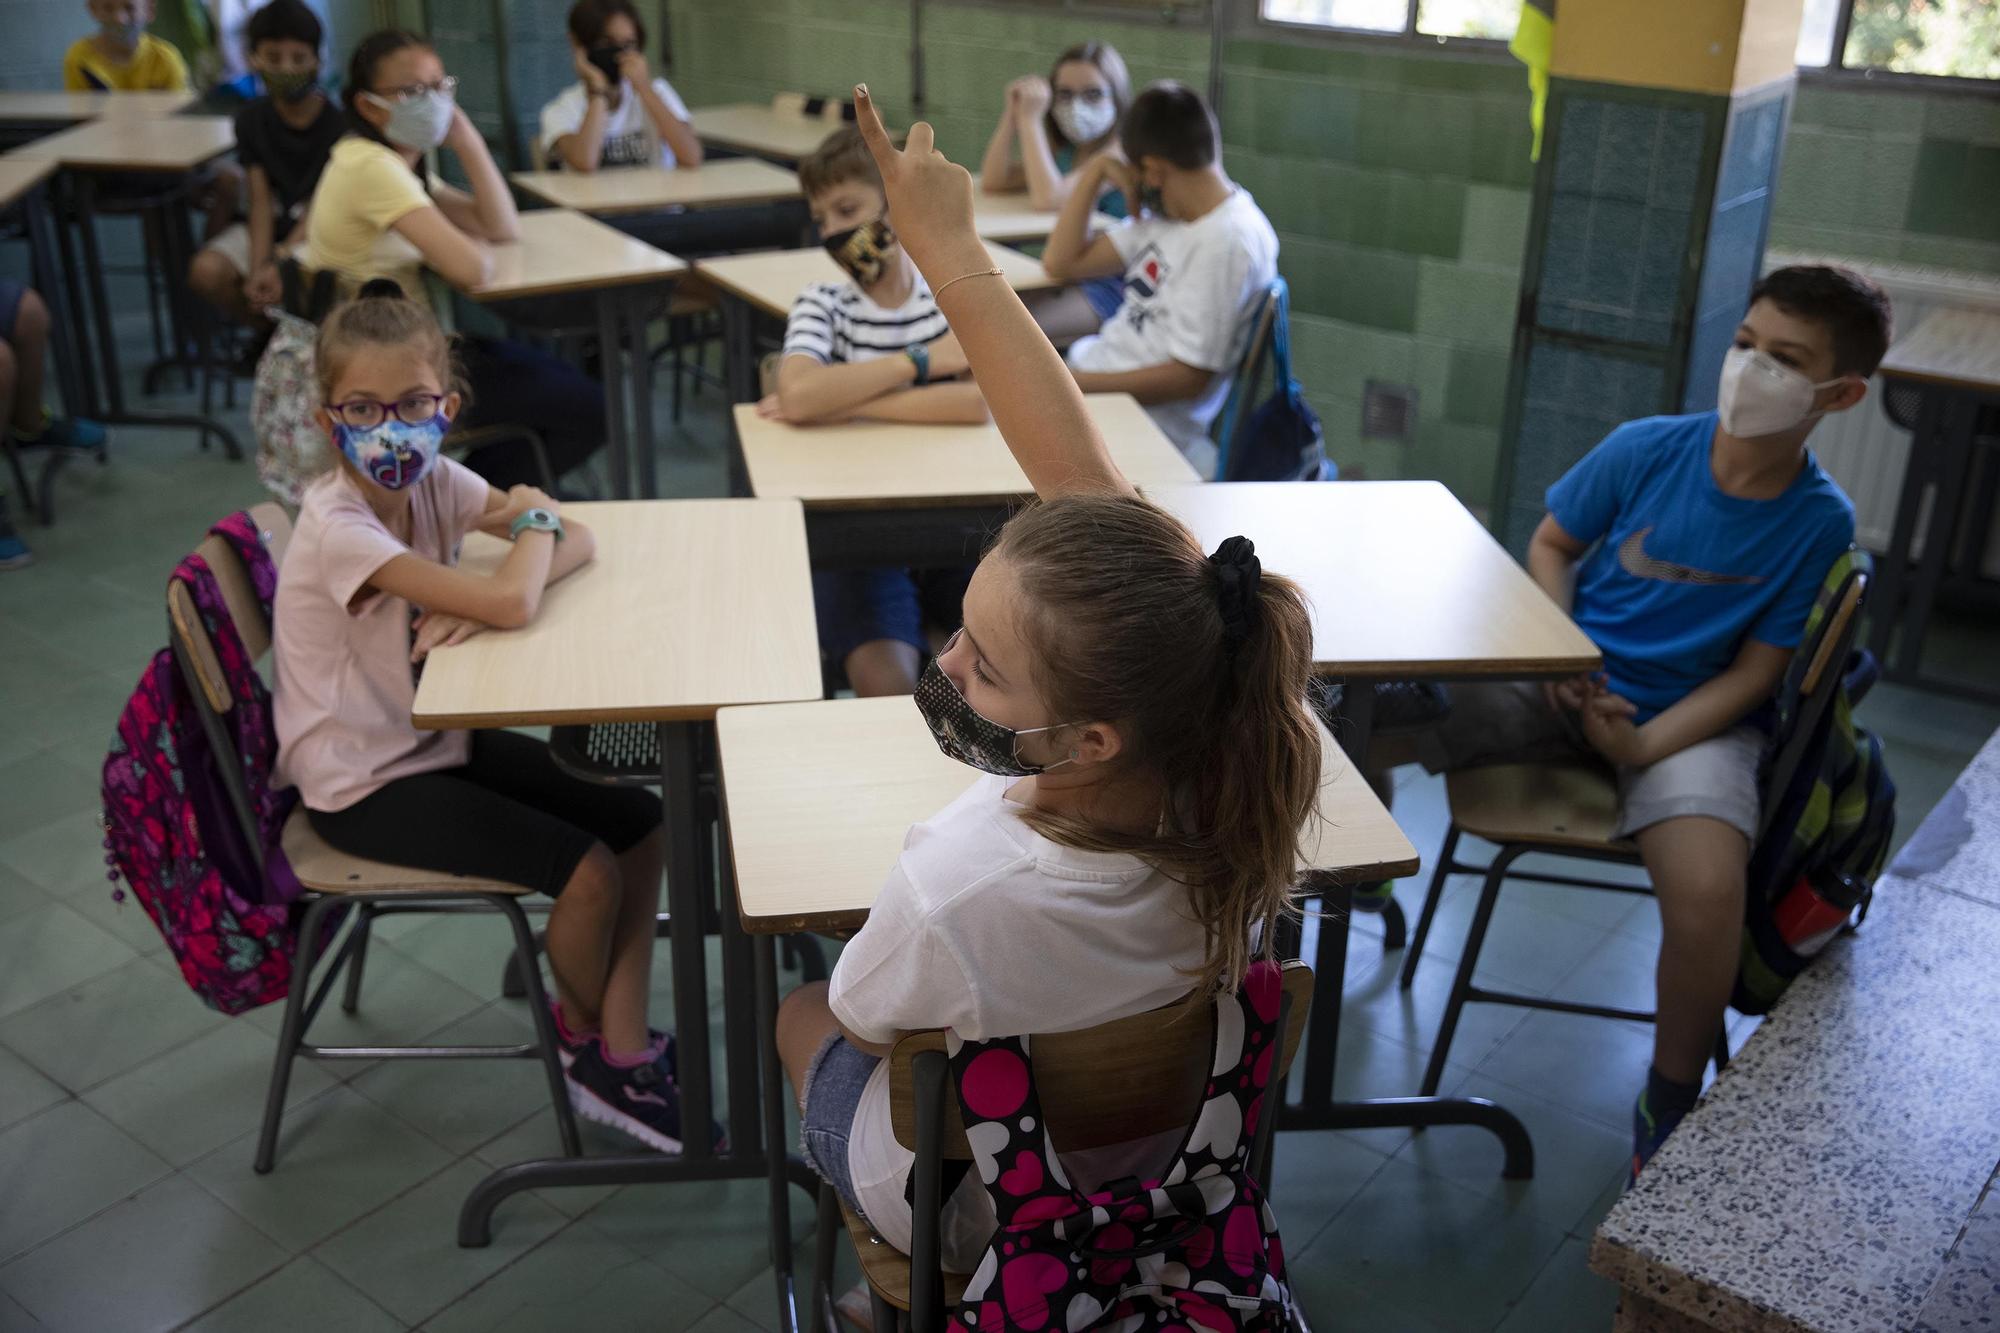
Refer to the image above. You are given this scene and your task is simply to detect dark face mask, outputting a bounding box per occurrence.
[821,217,896,287]
[587,46,625,86]
[912,642,1075,778]
[262,65,320,102]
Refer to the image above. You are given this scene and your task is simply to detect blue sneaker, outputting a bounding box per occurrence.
[1630,1071,1700,1186]
[565,1038,690,1153]
[546,1001,675,1077]
[38,415,107,459]
[0,530,31,571]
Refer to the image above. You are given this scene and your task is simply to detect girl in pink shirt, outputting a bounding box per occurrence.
[272,284,693,1153]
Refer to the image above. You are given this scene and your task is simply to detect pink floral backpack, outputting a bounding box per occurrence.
[948,961,1297,1332]
[100,511,308,1015]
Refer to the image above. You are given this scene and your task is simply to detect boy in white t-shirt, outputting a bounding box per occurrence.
[1044,81,1278,475]
[759,127,988,697]
[540,0,701,172]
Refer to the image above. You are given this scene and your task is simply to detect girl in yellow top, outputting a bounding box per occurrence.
[63,0,190,91]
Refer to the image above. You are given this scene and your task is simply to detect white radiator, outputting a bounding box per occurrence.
[1765,252,2000,580]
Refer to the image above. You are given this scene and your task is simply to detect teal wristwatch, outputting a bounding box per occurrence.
[509,507,564,541]
[904,341,930,387]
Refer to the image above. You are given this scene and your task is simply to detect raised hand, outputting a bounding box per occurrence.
[852,84,986,280]
[1012,75,1051,121]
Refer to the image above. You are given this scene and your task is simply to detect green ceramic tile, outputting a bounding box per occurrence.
[0,863,52,928]
[182,1257,402,1333]
[687,1304,766,1333]
[0,955,227,1092]
[242,941,486,1051]
[314,1158,568,1325]
[1467,105,1537,187]
[1496,1238,1623,1332]
[1264,1130,1393,1256]
[1408,419,1503,509]
[1415,258,1518,347]
[0,1176,288,1331]
[190,1084,456,1250]
[0,1100,172,1262]
[347,1003,562,1156]
[1896,233,2000,275]
[1461,184,1532,267]
[1905,138,1973,235]
[583,1175,812,1303]
[1444,345,1512,426]
[0,1046,66,1136]
[1299,243,1422,333]
[83,1020,338,1167]
[1924,93,2000,146]
[1792,84,1926,135]
[1474,1008,1657,1132]
[1261,74,1363,163]
[427,1220,709,1333]
[0,749,101,845]
[0,902,141,1023]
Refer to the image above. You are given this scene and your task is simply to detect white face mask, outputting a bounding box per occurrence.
[1052,97,1117,147]
[1716,346,1844,438]
[362,87,455,153]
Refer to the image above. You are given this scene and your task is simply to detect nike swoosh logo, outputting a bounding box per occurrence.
[1618,528,1765,586]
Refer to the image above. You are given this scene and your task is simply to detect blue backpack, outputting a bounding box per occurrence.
[1213,279,1333,483]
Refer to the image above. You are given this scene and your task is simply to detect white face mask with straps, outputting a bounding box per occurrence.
[1716,346,1846,438]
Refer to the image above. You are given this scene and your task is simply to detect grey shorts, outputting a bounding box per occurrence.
[1414,681,1763,842]
[799,1034,878,1218]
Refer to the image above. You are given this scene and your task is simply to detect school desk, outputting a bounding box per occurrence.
[1869,308,2000,705]
[511,157,803,215]
[12,115,242,458]
[688,101,843,164]
[733,391,1199,565]
[0,155,87,523]
[716,696,1423,1330]
[455,209,687,500]
[968,188,1119,244]
[410,499,824,1244]
[0,90,197,148]
[694,240,1057,404]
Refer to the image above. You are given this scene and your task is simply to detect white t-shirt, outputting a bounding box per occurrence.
[1066,189,1279,464]
[539,76,692,170]
[782,278,950,366]
[827,773,1208,1272]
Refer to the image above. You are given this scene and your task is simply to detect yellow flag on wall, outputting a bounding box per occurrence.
[1512,0,1555,161]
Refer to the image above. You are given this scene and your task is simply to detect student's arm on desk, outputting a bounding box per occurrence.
[853,85,1130,502]
[431,108,520,243]
[852,384,990,425]
[392,205,493,289]
[1071,361,1212,406]
[772,352,922,424]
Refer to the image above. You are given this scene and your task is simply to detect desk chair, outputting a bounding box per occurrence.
[1398,564,1871,1099]
[165,502,583,1173]
[825,963,1313,1332]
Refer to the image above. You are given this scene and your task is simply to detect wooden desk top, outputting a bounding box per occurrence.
[689,103,841,163]
[0,156,58,208]
[411,500,823,729]
[510,157,802,216]
[721,697,1418,934]
[462,208,686,302]
[1152,481,1601,678]
[13,113,232,172]
[0,90,197,124]
[695,240,1053,320]
[736,392,1198,507]
[1878,308,2000,395]
[970,190,1118,244]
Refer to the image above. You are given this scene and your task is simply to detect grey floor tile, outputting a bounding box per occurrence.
[1474,1009,1656,1133]
[1265,1130,1394,1255]
[312,1158,568,1326]
[54,874,173,959]
[0,807,126,900]
[1387,875,1620,997]
[1544,927,1659,1016]
[1301,1156,1568,1332]
[0,954,228,1092]
[243,944,487,1053]
[583,1175,812,1304]
[83,1020,338,1167]
[1316,1026,1480,1157]
[0,1175,287,1333]
[423,1218,709,1333]
[0,1289,43,1329]
[181,1256,404,1333]
[0,864,54,926]
[348,1002,564,1156]
[1494,1235,1621,1331]
[1287,1267,1451,1332]
[0,1046,67,1134]
[0,1098,172,1262]
[189,1085,456,1251]
[1391,1072,1630,1236]
[470,1109,632,1217]
[382,912,528,1001]
[685,1305,765,1333]
[1339,948,1537,1071]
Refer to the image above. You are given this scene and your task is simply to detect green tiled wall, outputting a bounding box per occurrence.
[1769,83,2000,274]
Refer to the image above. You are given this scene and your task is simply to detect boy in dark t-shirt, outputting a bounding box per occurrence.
[188,0,343,328]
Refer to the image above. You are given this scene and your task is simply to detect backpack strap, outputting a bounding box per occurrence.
[1266,278,1297,396]
[207,510,281,622]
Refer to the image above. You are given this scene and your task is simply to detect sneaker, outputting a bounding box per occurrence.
[0,530,31,571]
[565,1039,690,1153]
[1629,1077,1698,1185]
[1349,881,1396,914]
[37,415,107,457]
[545,1001,676,1077]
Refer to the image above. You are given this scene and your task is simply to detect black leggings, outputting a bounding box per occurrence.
[307,731,659,897]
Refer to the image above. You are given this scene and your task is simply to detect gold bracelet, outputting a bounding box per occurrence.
[933,266,1005,299]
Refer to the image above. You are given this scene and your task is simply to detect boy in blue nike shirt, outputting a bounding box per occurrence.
[1408,266,1888,1177]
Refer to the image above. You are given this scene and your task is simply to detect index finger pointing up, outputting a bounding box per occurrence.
[853,85,896,164]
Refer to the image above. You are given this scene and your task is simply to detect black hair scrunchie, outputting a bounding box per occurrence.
[1209,535,1262,650]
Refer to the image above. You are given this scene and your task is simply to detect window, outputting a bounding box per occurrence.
[1260,0,1520,41]
[1797,0,1999,79]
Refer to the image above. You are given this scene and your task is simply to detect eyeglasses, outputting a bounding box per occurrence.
[590,41,639,57]
[326,393,448,429]
[377,74,457,102]
[1053,87,1110,106]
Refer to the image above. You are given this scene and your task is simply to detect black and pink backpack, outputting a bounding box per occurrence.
[100,511,308,1015]
[948,961,1296,1332]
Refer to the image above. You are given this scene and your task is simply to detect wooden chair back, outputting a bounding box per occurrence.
[166,502,292,717]
[888,960,1313,1157]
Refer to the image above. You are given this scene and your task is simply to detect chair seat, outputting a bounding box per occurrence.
[280,809,531,896]
[839,1201,969,1313]
[1444,760,1636,854]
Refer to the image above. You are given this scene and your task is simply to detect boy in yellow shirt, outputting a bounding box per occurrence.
[64,0,191,91]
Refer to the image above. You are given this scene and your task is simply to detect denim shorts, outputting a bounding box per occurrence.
[812,568,925,665]
[799,1034,880,1216]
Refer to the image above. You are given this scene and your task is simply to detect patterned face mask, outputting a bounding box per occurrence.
[912,636,1075,778]
[821,217,897,287]
[332,414,448,490]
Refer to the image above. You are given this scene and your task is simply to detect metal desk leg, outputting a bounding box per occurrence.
[718,831,761,1157]
[1869,387,1942,670]
[1893,391,1977,681]
[756,933,803,1333]
[72,174,127,418]
[596,291,632,500]
[1295,871,1351,1111]
[659,721,712,1159]
[49,174,102,418]
[22,183,87,425]
[723,297,757,403]
[628,286,662,499]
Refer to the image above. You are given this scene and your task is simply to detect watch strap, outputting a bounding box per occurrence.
[904,342,930,387]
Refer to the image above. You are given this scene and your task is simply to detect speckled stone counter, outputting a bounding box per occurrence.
[1590,727,2000,1333]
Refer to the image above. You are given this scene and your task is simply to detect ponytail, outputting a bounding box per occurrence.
[993,495,1322,995]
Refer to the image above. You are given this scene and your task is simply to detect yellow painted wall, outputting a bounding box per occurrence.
[1551,0,1803,95]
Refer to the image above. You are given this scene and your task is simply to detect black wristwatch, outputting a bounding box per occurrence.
[904,342,931,387]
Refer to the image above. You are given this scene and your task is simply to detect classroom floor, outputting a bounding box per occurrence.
[1,248,1996,1333]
